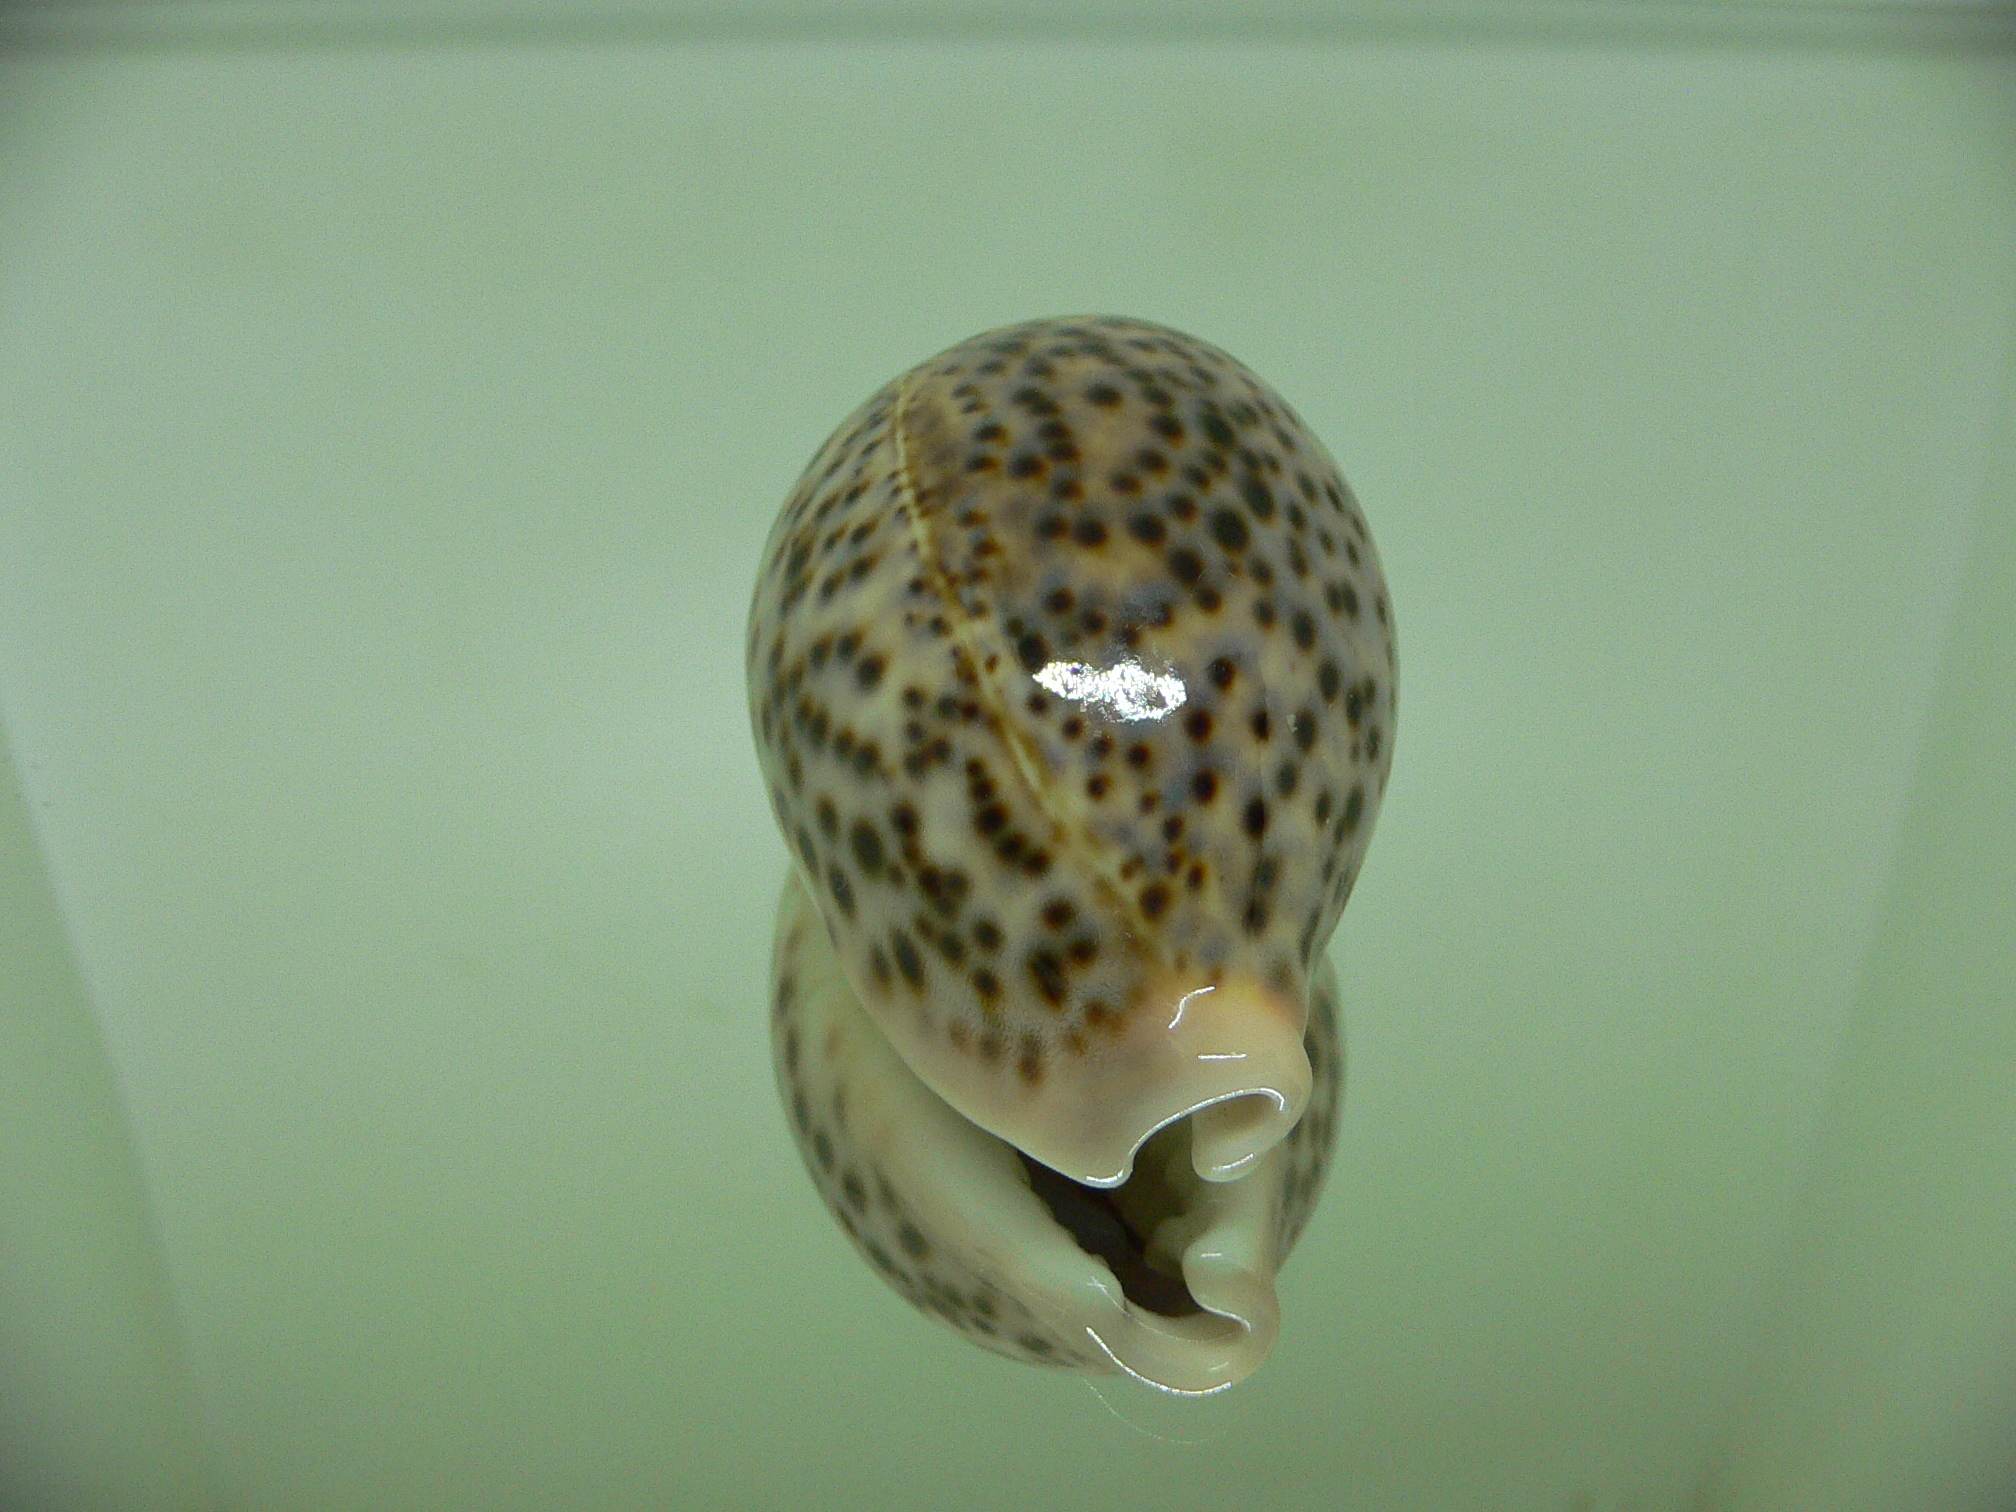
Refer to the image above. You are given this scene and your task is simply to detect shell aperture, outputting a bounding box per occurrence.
[747,316,1393,1390]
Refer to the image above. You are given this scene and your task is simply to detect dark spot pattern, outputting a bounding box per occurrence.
[750,313,1394,1074]
[771,875,1345,1373]
[769,883,1099,1369]
[748,316,1393,1372]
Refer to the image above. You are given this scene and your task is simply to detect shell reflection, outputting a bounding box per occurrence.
[747,316,1394,1391]
[769,873,1342,1392]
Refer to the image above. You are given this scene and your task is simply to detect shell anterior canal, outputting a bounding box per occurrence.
[1017,1118,1204,1319]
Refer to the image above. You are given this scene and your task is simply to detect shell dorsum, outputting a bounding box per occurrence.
[748,316,1393,1388]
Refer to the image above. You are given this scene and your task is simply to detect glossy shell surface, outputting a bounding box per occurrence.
[747,315,1393,1389]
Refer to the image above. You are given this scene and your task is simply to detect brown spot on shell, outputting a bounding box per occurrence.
[748,316,1393,1244]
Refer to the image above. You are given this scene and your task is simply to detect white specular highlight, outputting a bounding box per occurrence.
[1034,658,1187,723]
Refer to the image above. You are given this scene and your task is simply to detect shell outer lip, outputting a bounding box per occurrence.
[873,962,1315,1192]
[775,869,1291,1394]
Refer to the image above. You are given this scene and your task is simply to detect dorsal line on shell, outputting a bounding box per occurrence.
[887,362,1149,969]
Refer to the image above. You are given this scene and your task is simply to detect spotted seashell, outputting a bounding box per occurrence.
[747,316,1394,1391]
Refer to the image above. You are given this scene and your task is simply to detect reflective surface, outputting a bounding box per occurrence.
[2,12,2013,1511]
[1033,657,1188,723]
[744,314,1391,1390]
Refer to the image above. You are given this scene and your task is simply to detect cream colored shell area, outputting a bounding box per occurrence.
[747,316,1393,1193]
[769,872,1345,1395]
[745,379,1300,1192]
[890,320,1396,994]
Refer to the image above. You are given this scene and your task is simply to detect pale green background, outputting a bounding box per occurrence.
[2,4,2014,1510]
